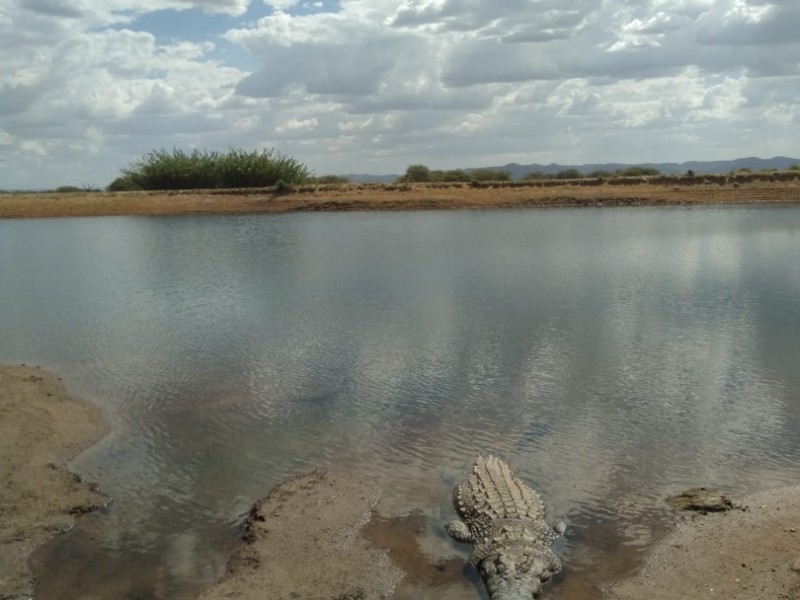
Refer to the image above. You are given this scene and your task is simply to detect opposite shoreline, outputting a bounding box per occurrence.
[0,364,108,600]
[1,179,799,219]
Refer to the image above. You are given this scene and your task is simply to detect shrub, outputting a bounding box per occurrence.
[555,169,582,179]
[274,180,294,194]
[54,185,82,193]
[108,174,143,191]
[400,165,509,183]
[423,169,471,182]
[118,147,310,191]
[522,171,547,180]
[789,164,800,171]
[468,168,511,182]
[619,166,660,177]
[400,164,432,182]
[443,169,471,182]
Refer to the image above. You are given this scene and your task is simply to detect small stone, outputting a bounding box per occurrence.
[791,559,800,573]
[789,527,796,533]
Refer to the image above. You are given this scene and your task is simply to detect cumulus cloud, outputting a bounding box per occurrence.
[1,0,799,188]
[264,0,301,10]
[695,1,800,45]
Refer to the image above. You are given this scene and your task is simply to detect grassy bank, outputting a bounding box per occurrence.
[1,178,799,219]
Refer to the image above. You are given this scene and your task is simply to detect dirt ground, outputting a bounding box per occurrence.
[1,364,798,600]
[1,179,799,219]
[199,469,404,600]
[605,486,800,600]
[0,364,108,600]
[199,467,800,600]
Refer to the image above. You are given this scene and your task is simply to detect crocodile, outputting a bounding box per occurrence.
[446,455,564,599]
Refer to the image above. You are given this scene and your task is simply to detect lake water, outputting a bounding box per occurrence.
[1,207,799,599]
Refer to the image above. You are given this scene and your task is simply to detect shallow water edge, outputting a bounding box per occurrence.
[2,206,798,599]
[0,364,108,600]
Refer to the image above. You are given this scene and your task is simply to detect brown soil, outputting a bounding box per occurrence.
[0,364,108,600]
[2,179,799,219]
[605,486,800,600]
[2,363,798,600]
[199,469,403,600]
[200,467,800,600]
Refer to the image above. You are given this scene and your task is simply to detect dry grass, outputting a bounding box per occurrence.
[2,179,799,219]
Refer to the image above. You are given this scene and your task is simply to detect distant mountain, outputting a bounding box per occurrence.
[489,156,800,179]
[343,156,800,182]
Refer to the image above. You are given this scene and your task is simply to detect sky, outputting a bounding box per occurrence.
[1,0,799,189]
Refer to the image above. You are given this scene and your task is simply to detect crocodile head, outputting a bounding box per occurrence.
[480,548,561,599]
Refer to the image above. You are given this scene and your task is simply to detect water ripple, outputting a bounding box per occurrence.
[1,208,799,599]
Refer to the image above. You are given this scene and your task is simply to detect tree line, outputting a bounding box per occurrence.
[397,164,668,183]
[397,164,800,183]
[40,148,800,193]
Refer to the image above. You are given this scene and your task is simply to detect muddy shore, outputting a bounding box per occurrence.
[2,364,798,599]
[1,179,799,219]
[0,364,108,600]
[201,471,800,600]
[198,469,405,600]
[606,486,800,599]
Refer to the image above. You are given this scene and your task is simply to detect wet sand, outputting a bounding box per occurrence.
[1,179,799,219]
[606,486,800,600]
[2,364,798,599]
[0,364,107,600]
[201,468,800,600]
[198,469,404,600]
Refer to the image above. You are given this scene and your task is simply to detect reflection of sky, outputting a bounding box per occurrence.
[1,207,799,598]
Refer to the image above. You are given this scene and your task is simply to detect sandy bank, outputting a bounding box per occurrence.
[2,363,797,599]
[605,486,800,599]
[199,469,403,600]
[2,179,799,219]
[0,364,107,600]
[200,467,800,600]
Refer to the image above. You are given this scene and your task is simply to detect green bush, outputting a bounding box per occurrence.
[555,169,582,179]
[108,174,143,191]
[274,180,295,194]
[429,169,471,182]
[442,169,472,182]
[399,165,511,183]
[54,185,82,193]
[522,171,547,180]
[399,164,432,182]
[118,147,310,191]
[468,168,511,182]
[618,166,661,177]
